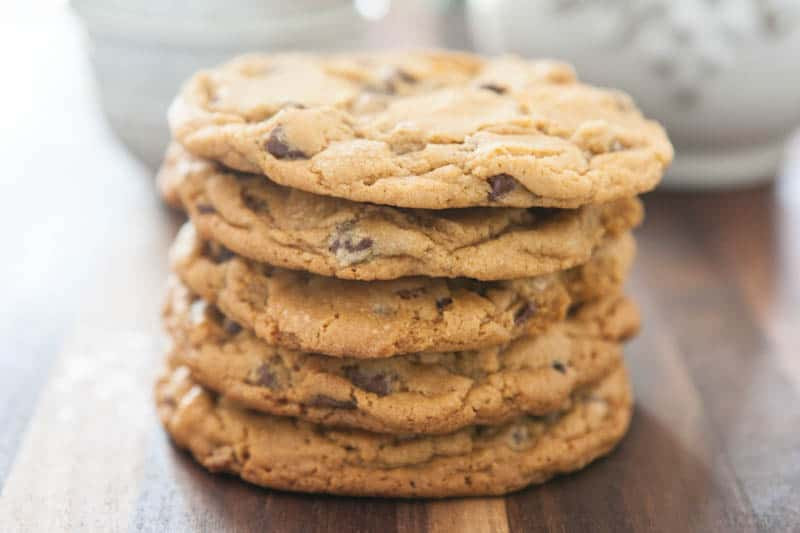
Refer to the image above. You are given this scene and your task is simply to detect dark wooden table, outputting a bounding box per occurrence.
[1,5,799,533]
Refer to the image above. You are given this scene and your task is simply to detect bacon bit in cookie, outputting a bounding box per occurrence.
[196,203,216,214]
[552,361,567,374]
[265,125,307,160]
[309,395,357,409]
[480,83,507,94]
[436,297,453,312]
[343,366,394,397]
[487,174,518,201]
[222,318,242,335]
[514,303,536,325]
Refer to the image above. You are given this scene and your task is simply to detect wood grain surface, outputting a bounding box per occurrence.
[1,5,799,533]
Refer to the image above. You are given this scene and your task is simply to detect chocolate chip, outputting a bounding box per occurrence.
[203,241,234,263]
[511,425,530,445]
[552,361,567,374]
[343,366,393,397]
[196,203,216,214]
[265,125,307,160]
[206,304,226,325]
[351,238,373,251]
[507,425,534,451]
[328,224,374,267]
[309,395,357,410]
[329,235,373,254]
[222,318,242,336]
[487,174,518,201]
[367,68,417,95]
[436,297,453,312]
[249,363,279,389]
[396,287,425,300]
[241,190,269,212]
[514,303,536,326]
[480,83,506,94]
[393,68,416,84]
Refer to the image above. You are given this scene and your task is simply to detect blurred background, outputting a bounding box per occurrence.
[66,0,800,187]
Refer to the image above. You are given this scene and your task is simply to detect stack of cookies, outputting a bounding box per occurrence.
[156,51,672,497]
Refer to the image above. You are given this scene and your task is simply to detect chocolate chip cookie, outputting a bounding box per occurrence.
[157,360,633,497]
[170,222,635,357]
[169,51,672,209]
[162,145,643,281]
[164,278,638,434]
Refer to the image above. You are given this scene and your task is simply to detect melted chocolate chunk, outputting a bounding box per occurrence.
[436,297,453,312]
[370,68,418,94]
[487,174,518,201]
[241,190,269,212]
[309,395,357,410]
[329,235,373,254]
[514,302,536,326]
[552,361,567,374]
[396,287,426,300]
[343,366,393,397]
[480,83,507,94]
[393,68,417,84]
[511,425,530,445]
[222,318,242,336]
[249,363,279,389]
[265,125,307,160]
[203,241,234,263]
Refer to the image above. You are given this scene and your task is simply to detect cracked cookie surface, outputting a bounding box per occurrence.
[169,50,671,209]
[164,282,638,434]
[170,222,635,357]
[156,361,633,497]
[162,146,643,281]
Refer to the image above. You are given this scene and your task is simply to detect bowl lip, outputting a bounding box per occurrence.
[70,0,354,19]
[71,1,365,46]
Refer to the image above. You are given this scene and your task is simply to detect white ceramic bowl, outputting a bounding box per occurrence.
[72,0,366,166]
[467,0,800,188]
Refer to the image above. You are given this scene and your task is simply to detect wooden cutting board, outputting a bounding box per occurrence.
[1,181,798,531]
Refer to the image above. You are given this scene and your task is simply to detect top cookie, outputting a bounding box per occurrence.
[169,50,672,209]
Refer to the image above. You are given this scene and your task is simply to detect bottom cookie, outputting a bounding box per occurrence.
[156,363,633,498]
